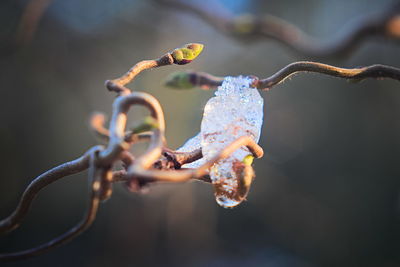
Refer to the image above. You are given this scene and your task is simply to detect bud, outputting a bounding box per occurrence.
[131,116,159,134]
[172,43,204,65]
[242,155,254,166]
[164,71,194,89]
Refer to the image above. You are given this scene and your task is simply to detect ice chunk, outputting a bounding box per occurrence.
[178,76,264,208]
[202,76,263,207]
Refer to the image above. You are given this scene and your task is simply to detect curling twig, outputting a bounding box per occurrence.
[0,146,103,235]
[165,62,400,91]
[0,150,102,261]
[128,136,263,183]
[155,0,400,58]
[0,44,263,261]
[105,43,204,95]
[0,43,207,261]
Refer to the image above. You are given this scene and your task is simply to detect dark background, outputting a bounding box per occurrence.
[0,0,399,266]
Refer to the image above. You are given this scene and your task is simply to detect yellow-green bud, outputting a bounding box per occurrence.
[131,116,159,134]
[164,71,194,90]
[242,155,254,166]
[172,43,204,65]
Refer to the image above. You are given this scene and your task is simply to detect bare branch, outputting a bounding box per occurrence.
[165,71,224,90]
[165,62,400,91]
[90,112,110,143]
[105,43,204,95]
[163,148,203,166]
[253,62,400,90]
[155,0,400,58]
[16,0,53,46]
[0,42,207,261]
[90,112,155,146]
[0,146,102,235]
[98,92,166,167]
[128,136,263,183]
[0,150,102,261]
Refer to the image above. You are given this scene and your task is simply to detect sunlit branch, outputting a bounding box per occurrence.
[16,0,53,46]
[165,71,224,90]
[0,42,214,262]
[128,136,263,183]
[106,43,204,95]
[155,0,400,58]
[165,62,400,91]
[98,91,166,168]
[253,62,400,90]
[90,113,110,142]
[90,113,154,144]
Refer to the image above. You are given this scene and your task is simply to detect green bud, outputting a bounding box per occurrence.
[242,155,254,166]
[164,71,194,90]
[131,116,159,134]
[172,43,204,65]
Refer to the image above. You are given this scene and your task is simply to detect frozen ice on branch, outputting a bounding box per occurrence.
[179,76,264,208]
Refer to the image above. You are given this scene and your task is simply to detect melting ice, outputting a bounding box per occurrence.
[178,76,264,208]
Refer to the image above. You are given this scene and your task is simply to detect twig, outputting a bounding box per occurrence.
[128,136,263,183]
[155,0,400,58]
[89,112,154,144]
[15,0,53,46]
[0,42,267,261]
[98,91,166,167]
[253,62,400,90]
[165,71,224,90]
[105,43,204,95]
[165,62,400,91]
[0,150,101,261]
[0,146,102,235]
[90,113,110,142]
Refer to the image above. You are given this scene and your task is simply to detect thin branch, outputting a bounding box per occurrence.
[105,43,204,95]
[165,70,224,90]
[90,113,110,143]
[253,62,400,90]
[128,136,263,183]
[0,150,102,261]
[98,91,166,167]
[165,62,400,91]
[0,42,210,261]
[155,0,400,58]
[163,147,203,166]
[89,112,153,144]
[111,169,212,185]
[16,0,53,46]
[0,146,102,235]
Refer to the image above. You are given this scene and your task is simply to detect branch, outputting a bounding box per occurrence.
[253,62,400,90]
[15,0,53,46]
[0,42,210,261]
[105,43,204,95]
[165,71,224,90]
[0,150,102,261]
[97,92,166,168]
[89,112,154,144]
[127,136,263,183]
[164,62,400,91]
[155,0,400,58]
[0,146,102,235]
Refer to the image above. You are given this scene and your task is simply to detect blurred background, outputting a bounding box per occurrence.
[0,0,400,266]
